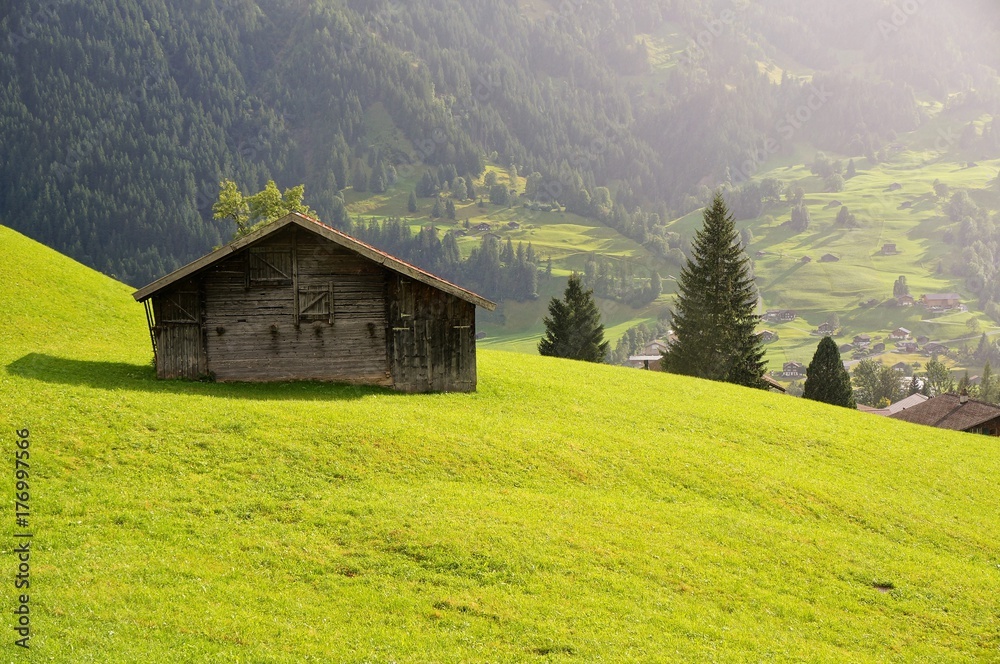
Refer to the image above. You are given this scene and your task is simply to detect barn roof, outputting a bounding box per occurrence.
[133,212,497,310]
[889,393,1000,431]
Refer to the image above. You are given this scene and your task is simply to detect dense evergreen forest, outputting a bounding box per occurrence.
[1,0,997,285]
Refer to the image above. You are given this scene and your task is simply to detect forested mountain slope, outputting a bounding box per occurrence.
[2,0,997,287]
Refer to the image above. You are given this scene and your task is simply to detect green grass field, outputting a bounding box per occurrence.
[3,226,1000,660]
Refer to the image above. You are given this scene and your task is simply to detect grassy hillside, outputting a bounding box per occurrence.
[3,225,1000,660]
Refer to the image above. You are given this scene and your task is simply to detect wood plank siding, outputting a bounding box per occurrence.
[387,275,477,392]
[143,218,490,392]
[151,277,206,379]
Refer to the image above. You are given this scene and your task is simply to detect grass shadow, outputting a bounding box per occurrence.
[791,227,848,252]
[762,262,806,292]
[7,353,392,402]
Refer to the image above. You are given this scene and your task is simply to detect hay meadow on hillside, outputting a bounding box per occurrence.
[2,225,999,661]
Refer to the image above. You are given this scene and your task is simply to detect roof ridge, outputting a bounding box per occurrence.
[133,212,496,310]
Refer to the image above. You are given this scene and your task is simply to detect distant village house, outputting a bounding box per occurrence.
[628,340,671,371]
[774,361,805,379]
[922,293,962,310]
[763,310,797,323]
[924,342,949,356]
[890,393,1000,436]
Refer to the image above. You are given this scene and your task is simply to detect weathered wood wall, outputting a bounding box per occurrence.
[152,224,479,391]
[387,274,477,392]
[200,226,390,384]
[152,277,206,379]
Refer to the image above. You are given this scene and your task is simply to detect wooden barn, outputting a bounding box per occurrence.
[133,212,496,392]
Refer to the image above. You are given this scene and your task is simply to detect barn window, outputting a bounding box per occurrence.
[247,248,293,286]
[399,280,413,318]
[159,290,199,323]
[298,284,333,324]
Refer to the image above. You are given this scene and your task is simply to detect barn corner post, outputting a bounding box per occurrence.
[142,298,157,365]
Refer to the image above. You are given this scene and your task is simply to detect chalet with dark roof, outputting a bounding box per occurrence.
[133,213,496,392]
[890,393,1000,436]
[924,342,949,356]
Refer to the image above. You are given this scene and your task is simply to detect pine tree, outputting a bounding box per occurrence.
[407,190,418,213]
[981,361,997,404]
[453,177,467,201]
[662,193,767,388]
[538,274,609,362]
[892,275,910,298]
[650,271,662,299]
[351,162,369,193]
[803,336,856,408]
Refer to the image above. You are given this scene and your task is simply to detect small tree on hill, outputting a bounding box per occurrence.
[538,274,609,362]
[662,193,767,388]
[852,359,903,406]
[892,275,910,299]
[836,205,857,227]
[803,337,856,408]
[925,358,955,396]
[789,204,810,232]
[407,190,418,213]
